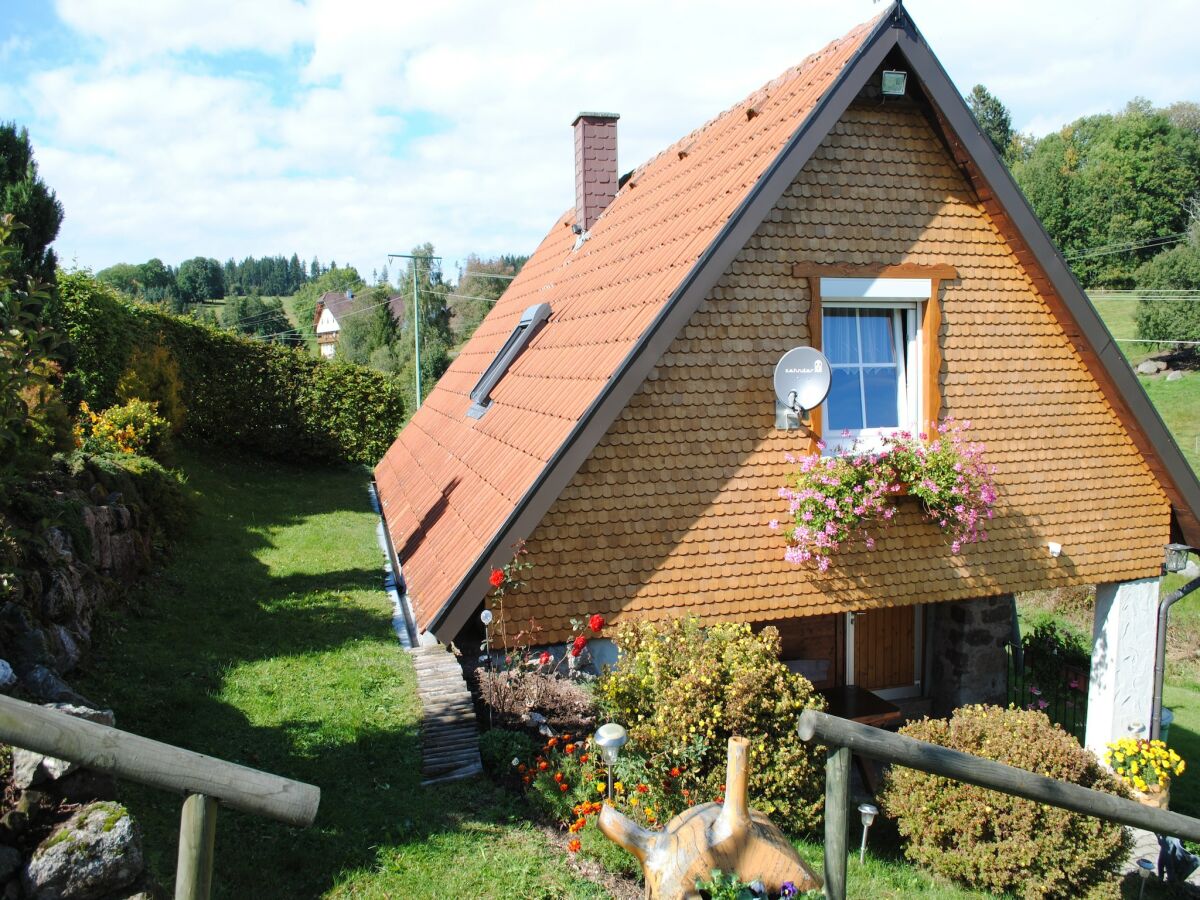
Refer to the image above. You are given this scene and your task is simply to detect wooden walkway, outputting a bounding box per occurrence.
[411,645,482,784]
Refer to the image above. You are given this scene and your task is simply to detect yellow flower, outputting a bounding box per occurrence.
[595,783,605,794]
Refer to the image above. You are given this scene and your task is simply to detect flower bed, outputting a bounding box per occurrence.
[775,418,996,569]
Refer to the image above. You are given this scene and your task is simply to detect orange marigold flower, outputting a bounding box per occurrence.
[579,753,589,764]
[559,782,569,793]
[517,764,526,773]
[637,784,649,794]
[548,737,559,748]
[537,761,549,771]
[670,767,681,778]
[567,839,581,853]
[554,772,564,783]
[565,743,576,754]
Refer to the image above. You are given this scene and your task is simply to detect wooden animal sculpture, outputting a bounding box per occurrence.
[598,736,821,899]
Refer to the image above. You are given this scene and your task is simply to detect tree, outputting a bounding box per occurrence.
[1013,102,1200,286]
[220,293,292,342]
[966,85,1014,161]
[453,253,526,342]
[1134,238,1200,343]
[175,256,226,308]
[0,123,63,288]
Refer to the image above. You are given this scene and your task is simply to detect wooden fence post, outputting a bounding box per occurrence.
[175,793,219,900]
[824,746,850,900]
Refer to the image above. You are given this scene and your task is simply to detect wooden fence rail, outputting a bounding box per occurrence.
[0,693,320,899]
[798,708,1200,900]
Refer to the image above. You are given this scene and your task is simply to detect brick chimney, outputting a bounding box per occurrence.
[572,112,619,233]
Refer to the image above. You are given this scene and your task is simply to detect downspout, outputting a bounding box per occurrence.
[1150,571,1200,740]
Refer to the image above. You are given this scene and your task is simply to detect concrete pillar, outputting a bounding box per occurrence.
[1085,577,1159,759]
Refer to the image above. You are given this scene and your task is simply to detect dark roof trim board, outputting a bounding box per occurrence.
[894,20,1200,544]
[428,7,903,640]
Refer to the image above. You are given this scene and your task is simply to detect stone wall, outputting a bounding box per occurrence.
[1,484,155,705]
[927,595,1014,716]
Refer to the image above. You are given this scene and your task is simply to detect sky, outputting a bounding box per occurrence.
[2,0,1199,284]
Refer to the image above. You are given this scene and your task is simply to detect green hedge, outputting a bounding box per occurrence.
[57,271,405,465]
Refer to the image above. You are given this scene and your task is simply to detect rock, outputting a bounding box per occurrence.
[12,748,47,789]
[1136,359,1167,375]
[14,704,115,786]
[0,605,50,673]
[0,846,20,883]
[23,801,144,900]
[0,659,16,692]
[1167,370,1184,381]
[19,668,92,706]
[47,627,81,675]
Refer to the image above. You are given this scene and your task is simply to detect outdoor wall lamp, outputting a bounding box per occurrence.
[857,802,878,863]
[881,70,907,96]
[1165,543,1191,573]
[595,723,628,800]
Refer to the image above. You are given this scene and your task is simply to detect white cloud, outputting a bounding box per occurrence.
[53,0,311,59]
[10,0,1200,280]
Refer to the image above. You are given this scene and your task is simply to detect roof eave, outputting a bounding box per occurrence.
[426,5,907,641]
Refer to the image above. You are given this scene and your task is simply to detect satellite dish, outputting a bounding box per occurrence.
[773,347,832,413]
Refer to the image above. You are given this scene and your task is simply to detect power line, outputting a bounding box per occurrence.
[1065,232,1188,261]
[1114,338,1200,346]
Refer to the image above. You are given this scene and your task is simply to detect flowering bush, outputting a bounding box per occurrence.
[882,705,1131,900]
[596,618,825,832]
[73,398,171,459]
[1104,737,1185,794]
[514,726,717,868]
[776,418,996,568]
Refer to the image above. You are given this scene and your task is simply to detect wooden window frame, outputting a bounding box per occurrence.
[794,263,956,448]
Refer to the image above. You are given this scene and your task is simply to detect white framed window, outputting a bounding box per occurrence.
[820,278,925,452]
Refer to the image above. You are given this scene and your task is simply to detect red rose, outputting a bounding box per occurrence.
[489,568,504,588]
[571,635,587,657]
[538,651,552,666]
[588,614,605,633]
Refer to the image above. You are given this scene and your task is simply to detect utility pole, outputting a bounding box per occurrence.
[388,251,442,410]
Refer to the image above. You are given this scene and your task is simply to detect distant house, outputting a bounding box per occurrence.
[375,3,1200,756]
[314,289,405,359]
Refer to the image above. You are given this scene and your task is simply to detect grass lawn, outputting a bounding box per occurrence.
[74,450,608,899]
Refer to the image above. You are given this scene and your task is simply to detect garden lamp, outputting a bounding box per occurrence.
[1137,857,1154,899]
[858,803,878,863]
[595,723,628,800]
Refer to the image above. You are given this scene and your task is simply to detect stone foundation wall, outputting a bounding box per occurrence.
[1,492,153,705]
[927,595,1014,716]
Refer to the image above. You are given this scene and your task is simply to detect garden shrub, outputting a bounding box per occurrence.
[881,704,1132,900]
[596,618,825,832]
[57,270,405,465]
[74,399,171,460]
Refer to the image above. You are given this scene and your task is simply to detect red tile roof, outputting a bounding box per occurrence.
[375,15,880,634]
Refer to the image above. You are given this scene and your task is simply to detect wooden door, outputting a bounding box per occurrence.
[853,605,916,691]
